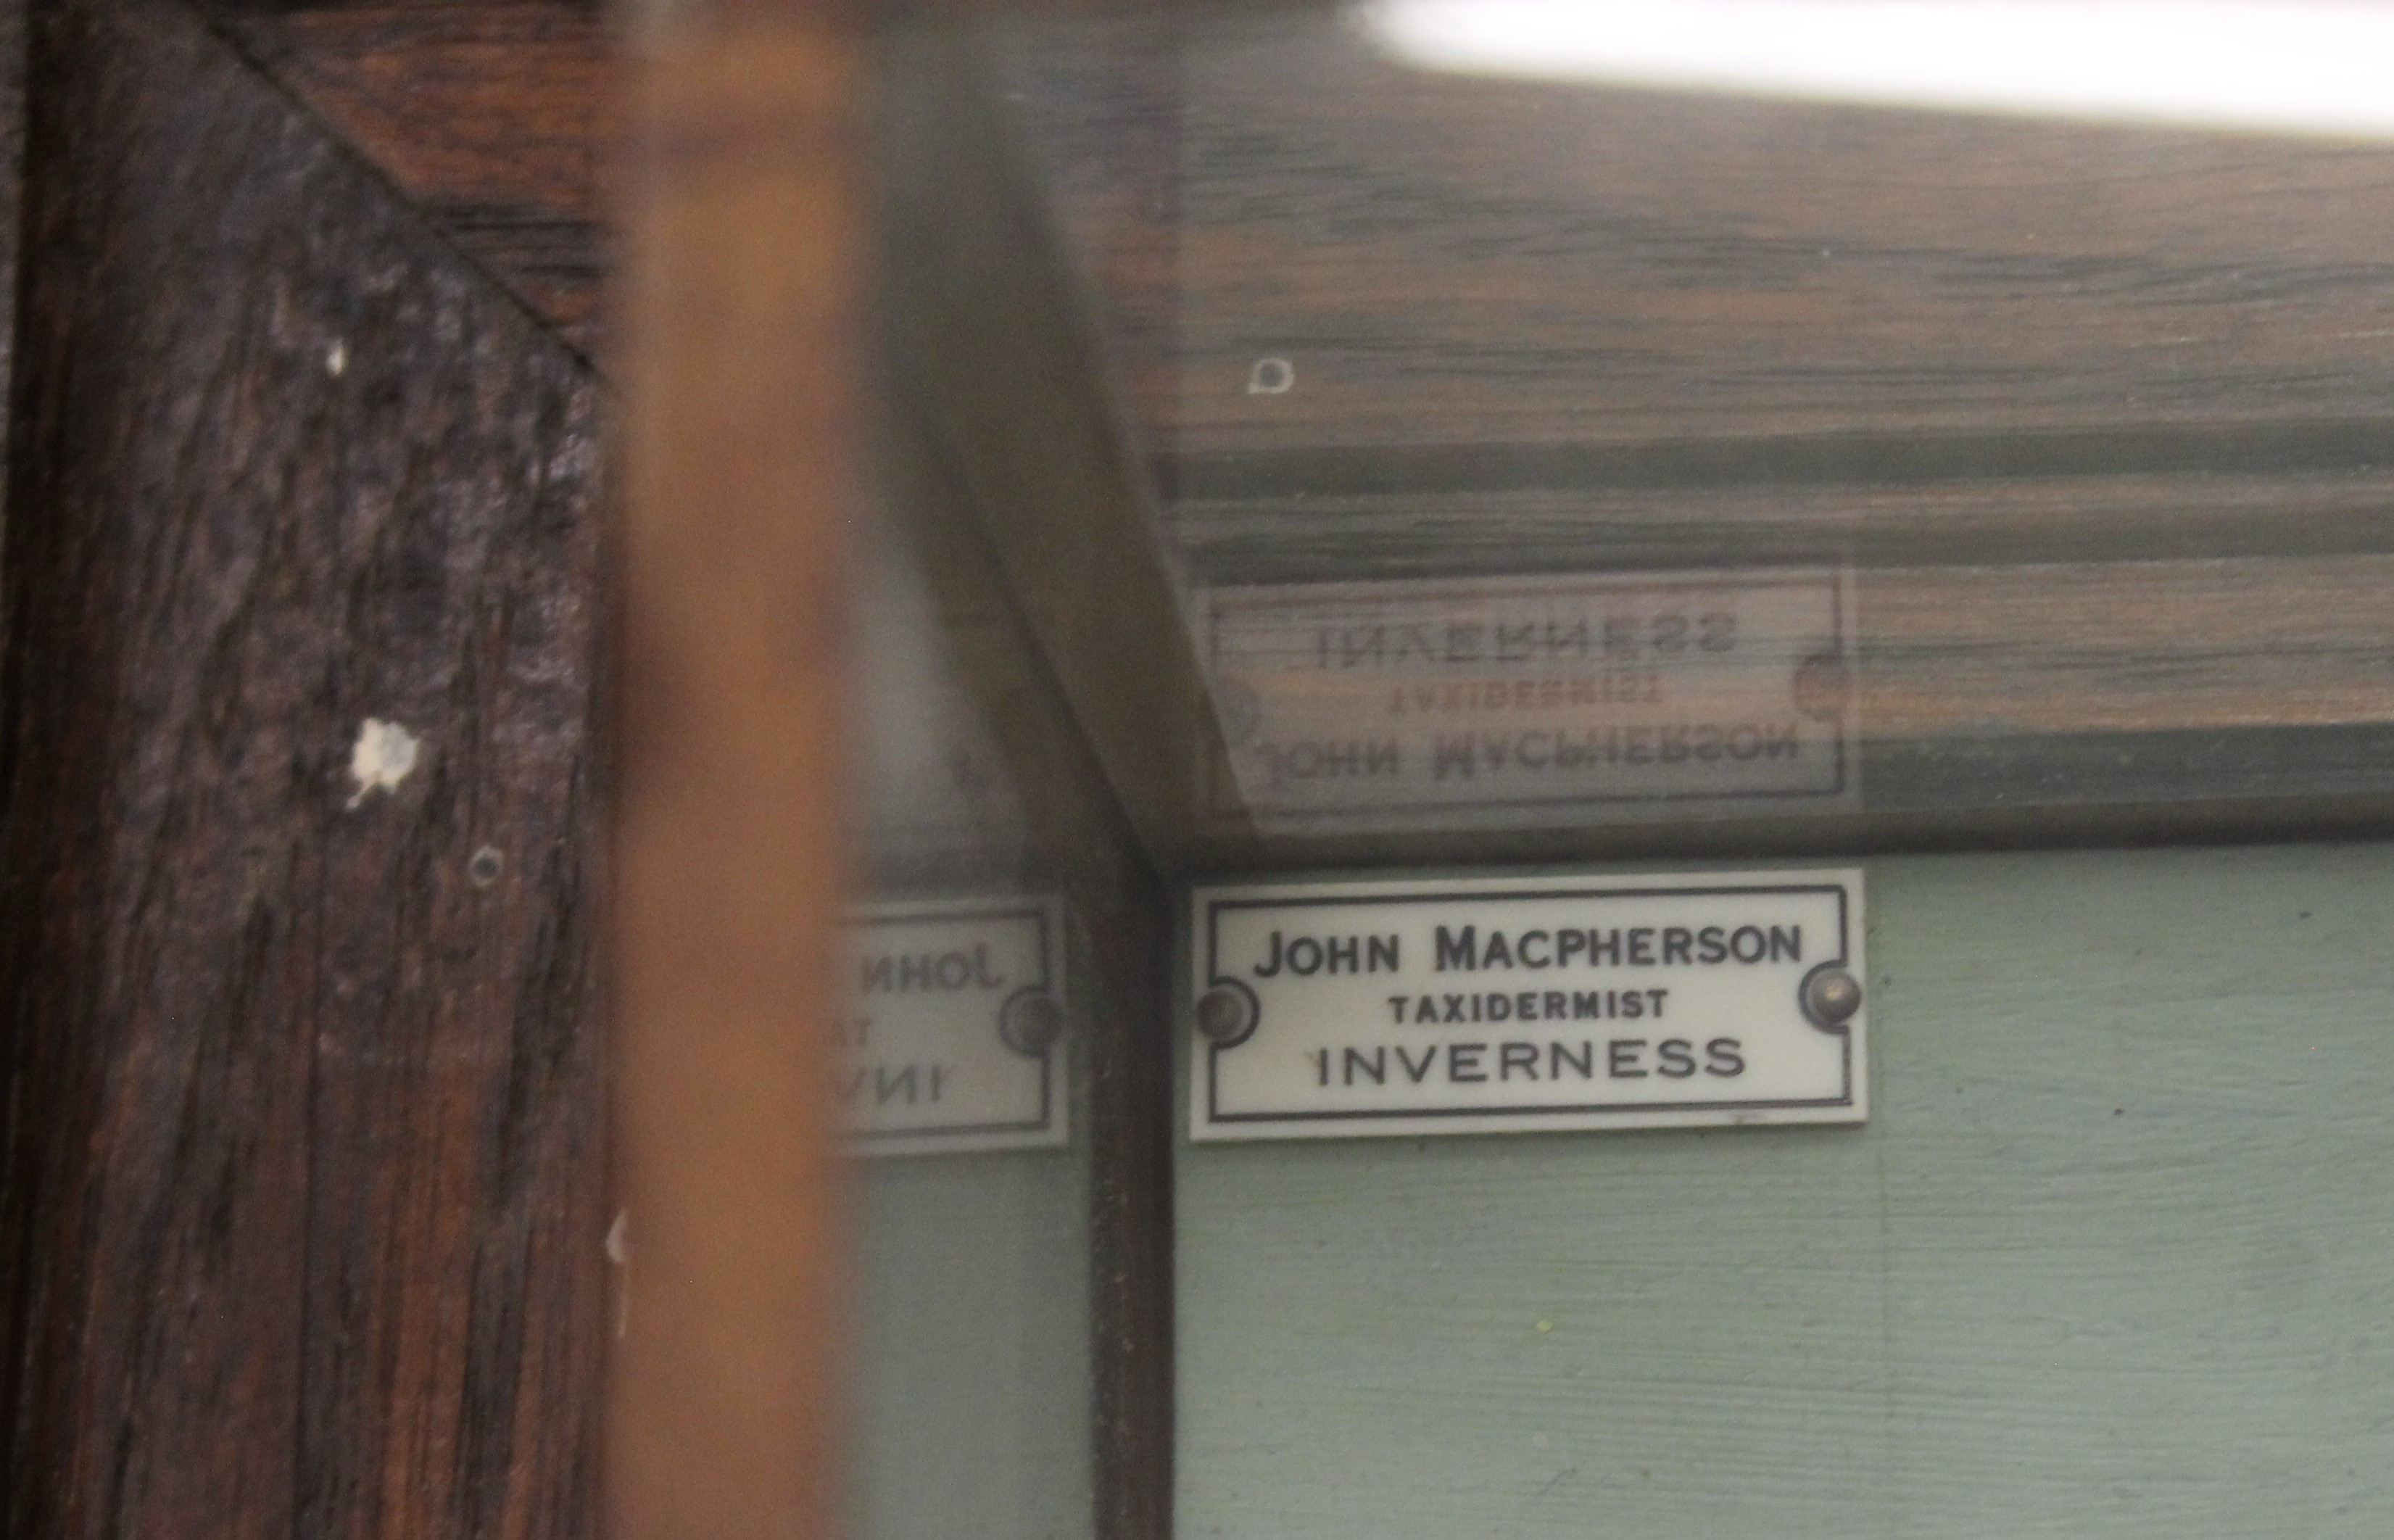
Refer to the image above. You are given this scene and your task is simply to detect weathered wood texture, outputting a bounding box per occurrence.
[609,22,858,1540]
[202,7,2394,858]
[0,0,25,440]
[1177,844,2394,1539]
[0,0,609,1533]
[205,0,1227,373]
[226,7,2394,465]
[215,0,610,359]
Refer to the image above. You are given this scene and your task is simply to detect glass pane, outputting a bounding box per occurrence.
[861,7,2394,1540]
[844,520,1093,1539]
[963,5,2394,861]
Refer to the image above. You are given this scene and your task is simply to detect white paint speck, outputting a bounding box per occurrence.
[346,718,419,808]
[1247,356,1296,395]
[606,1209,631,1339]
[326,339,347,377]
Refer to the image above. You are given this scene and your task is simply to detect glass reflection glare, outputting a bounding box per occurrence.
[1362,0,2394,138]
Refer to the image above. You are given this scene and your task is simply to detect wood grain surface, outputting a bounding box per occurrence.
[0,0,609,1533]
[0,0,22,447]
[215,0,610,358]
[1148,11,2394,460]
[215,4,2394,468]
[4,7,2385,1534]
[206,4,2394,858]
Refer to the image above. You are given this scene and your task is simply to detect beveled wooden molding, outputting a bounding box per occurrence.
[880,25,1253,871]
[609,19,862,1540]
[212,0,613,360]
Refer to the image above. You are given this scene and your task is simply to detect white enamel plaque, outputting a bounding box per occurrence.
[1188,872,1865,1141]
[1203,570,1855,829]
[842,898,1068,1155]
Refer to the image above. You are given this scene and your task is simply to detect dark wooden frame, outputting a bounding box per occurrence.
[9,4,2394,1539]
[0,3,1208,1538]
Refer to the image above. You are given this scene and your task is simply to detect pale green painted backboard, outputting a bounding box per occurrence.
[852,1148,1095,1540]
[1176,844,2394,1538]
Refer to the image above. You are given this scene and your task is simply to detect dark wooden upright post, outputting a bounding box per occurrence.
[0,1,610,1533]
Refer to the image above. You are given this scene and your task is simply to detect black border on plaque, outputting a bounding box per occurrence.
[849,903,1061,1143]
[1204,571,1852,821]
[1199,882,1855,1127]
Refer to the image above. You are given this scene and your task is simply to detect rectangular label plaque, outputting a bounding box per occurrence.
[843,898,1068,1155]
[1189,872,1865,1141]
[1204,570,1855,829]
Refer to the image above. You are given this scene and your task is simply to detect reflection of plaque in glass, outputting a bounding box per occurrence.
[1204,569,1855,828]
[841,898,1069,1155]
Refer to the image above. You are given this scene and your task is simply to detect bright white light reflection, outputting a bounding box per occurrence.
[1360,1,2394,138]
